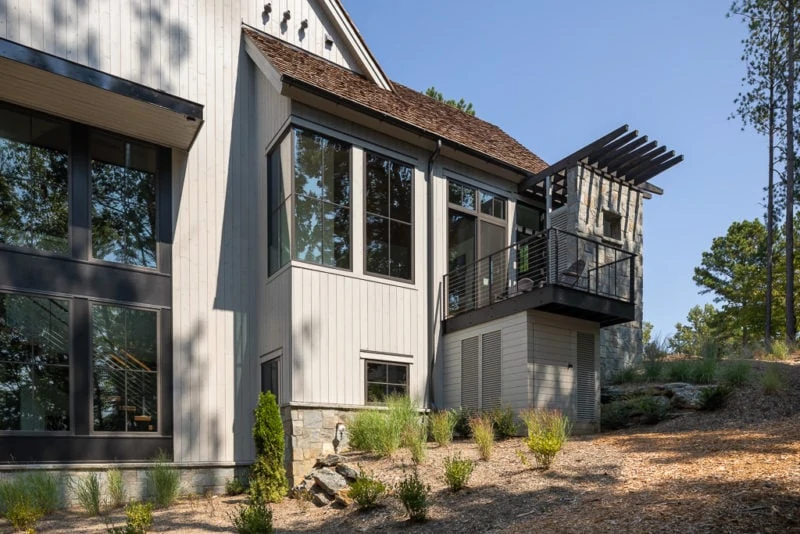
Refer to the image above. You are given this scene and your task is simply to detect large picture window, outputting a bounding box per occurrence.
[91,133,157,268]
[0,105,70,254]
[365,361,408,404]
[0,293,70,431]
[365,153,413,280]
[92,304,158,432]
[293,128,351,269]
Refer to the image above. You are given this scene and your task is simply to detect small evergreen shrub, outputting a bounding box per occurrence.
[429,410,456,447]
[107,468,127,508]
[73,472,102,516]
[146,452,180,508]
[126,501,153,532]
[632,396,669,424]
[699,385,732,410]
[452,407,473,438]
[469,414,494,460]
[249,391,288,504]
[442,453,474,491]
[404,418,428,464]
[600,401,630,430]
[490,405,518,439]
[520,409,571,469]
[721,360,751,387]
[225,478,247,496]
[229,500,273,534]
[762,365,786,394]
[396,470,430,522]
[348,470,385,509]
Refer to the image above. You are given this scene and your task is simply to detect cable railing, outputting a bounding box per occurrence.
[443,228,636,319]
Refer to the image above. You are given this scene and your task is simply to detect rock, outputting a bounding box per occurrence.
[312,467,348,495]
[312,491,331,507]
[315,454,342,468]
[335,463,359,481]
[668,383,713,409]
[334,489,353,507]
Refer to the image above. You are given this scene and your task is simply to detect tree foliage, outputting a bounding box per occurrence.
[249,391,288,504]
[424,86,476,116]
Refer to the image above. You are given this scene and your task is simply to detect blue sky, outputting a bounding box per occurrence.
[344,0,767,338]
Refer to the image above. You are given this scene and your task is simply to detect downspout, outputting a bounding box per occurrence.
[426,139,442,410]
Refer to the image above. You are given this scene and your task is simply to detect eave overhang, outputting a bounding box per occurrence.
[0,38,204,150]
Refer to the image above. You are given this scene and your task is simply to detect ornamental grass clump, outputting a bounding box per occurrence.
[520,408,571,469]
[107,468,127,508]
[72,472,102,516]
[404,418,428,465]
[249,391,288,504]
[146,451,180,508]
[721,360,751,388]
[442,453,475,492]
[762,364,786,394]
[469,414,494,460]
[429,410,456,447]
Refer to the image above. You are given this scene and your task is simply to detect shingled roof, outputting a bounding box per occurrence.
[243,27,548,176]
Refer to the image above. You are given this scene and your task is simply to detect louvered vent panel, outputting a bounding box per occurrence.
[576,332,596,421]
[549,207,571,281]
[481,330,502,410]
[461,336,480,410]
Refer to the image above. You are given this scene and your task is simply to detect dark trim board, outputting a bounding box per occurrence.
[0,38,203,120]
[442,285,635,334]
[0,436,173,464]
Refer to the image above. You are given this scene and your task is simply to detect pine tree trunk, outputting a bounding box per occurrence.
[767,78,775,345]
[786,0,796,343]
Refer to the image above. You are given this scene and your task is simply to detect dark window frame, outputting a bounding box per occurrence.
[260,354,280,402]
[0,99,173,462]
[363,151,415,283]
[364,360,409,405]
[267,132,291,276]
[602,210,622,241]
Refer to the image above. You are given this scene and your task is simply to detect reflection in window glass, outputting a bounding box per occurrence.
[0,105,70,254]
[91,133,157,268]
[293,128,351,268]
[268,144,291,275]
[365,361,408,404]
[261,358,279,397]
[448,182,475,211]
[365,153,413,280]
[92,304,158,432]
[480,191,506,220]
[0,293,70,431]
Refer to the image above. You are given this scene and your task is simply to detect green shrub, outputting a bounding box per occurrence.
[126,501,153,532]
[600,400,630,430]
[145,451,180,508]
[665,360,692,382]
[699,385,732,410]
[73,472,102,516]
[107,468,126,508]
[632,396,669,424]
[428,410,456,447]
[610,366,638,385]
[249,391,288,504]
[452,407,473,438]
[4,499,43,532]
[348,470,385,509]
[469,414,494,460]
[643,359,664,382]
[442,453,474,491]
[689,358,717,384]
[490,405,518,439]
[768,339,791,360]
[0,471,61,531]
[520,409,571,469]
[225,478,247,496]
[721,360,751,387]
[762,365,786,394]
[395,470,430,522]
[404,418,428,465]
[229,500,273,534]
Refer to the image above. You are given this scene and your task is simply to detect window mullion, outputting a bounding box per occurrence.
[71,124,90,261]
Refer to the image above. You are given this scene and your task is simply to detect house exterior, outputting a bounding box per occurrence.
[0,0,680,489]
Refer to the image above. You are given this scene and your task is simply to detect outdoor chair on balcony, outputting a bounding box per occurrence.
[494,277,535,302]
[559,259,586,287]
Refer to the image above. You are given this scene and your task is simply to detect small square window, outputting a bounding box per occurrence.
[603,211,622,241]
[365,361,409,404]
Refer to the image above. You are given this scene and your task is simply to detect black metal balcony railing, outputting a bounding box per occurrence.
[444,228,636,319]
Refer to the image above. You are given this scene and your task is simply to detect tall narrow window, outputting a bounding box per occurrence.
[365,153,413,280]
[0,293,70,431]
[293,128,351,269]
[0,105,70,254]
[260,357,279,398]
[91,133,157,268]
[92,304,158,432]
[268,139,291,275]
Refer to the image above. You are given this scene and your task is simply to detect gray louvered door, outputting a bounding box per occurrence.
[576,332,596,421]
[461,336,480,410]
[481,330,502,409]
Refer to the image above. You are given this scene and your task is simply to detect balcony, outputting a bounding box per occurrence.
[442,228,636,333]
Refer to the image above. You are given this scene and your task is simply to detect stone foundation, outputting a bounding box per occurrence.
[0,463,247,507]
[282,406,354,486]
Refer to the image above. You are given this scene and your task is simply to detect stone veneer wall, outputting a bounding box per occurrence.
[569,165,645,382]
[283,406,353,486]
[0,464,246,507]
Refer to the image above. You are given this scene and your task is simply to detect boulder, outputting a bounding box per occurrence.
[315,454,342,468]
[313,467,348,496]
[336,463,359,481]
[334,489,353,507]
[667,383,713,409]
[312,490,331,507]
